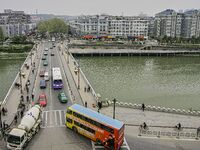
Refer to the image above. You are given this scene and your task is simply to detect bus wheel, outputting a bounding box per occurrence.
[96,139,101,145]
[72,126,78,133]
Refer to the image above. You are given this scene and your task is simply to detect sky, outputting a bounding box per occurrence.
[0,0,200,16]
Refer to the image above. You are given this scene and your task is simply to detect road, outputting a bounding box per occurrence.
[26,41,92,150]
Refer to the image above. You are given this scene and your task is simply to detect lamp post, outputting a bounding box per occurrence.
[77,64,80,90]
[19,69,23,94]
[0,102,2,129]
[113,98,116,119]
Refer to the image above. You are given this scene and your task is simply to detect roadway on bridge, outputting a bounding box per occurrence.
[26,41,92,150]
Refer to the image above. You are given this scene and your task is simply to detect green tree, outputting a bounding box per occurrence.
[0,27,4,45]
[37,18,68,35]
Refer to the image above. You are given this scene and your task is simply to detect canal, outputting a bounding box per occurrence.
[0,54,26,102]
[77,56,200,110]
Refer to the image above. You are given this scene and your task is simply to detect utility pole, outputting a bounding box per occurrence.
[113,98,116,119]
[19,69,23,94]
[77,64,80,89]
[0,102,2,129]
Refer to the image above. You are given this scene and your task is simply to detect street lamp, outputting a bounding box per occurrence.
[113,98,117,119]
[19,69,23,94]
[0,102,2,129]
[77,64,80,90]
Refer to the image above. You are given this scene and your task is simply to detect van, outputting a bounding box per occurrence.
[40,79,46,89]
[44,72,49,81]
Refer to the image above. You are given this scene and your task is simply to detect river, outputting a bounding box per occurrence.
[77,56,200,110]
[0,54,26,102]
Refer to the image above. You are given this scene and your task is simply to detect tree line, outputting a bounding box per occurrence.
[37,18,69,35]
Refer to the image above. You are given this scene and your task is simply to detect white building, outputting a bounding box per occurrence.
[70,15,149,38]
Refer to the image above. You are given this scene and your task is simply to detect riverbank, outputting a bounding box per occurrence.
[0,44,33,53]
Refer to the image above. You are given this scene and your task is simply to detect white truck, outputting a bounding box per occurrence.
[6,105,42,150]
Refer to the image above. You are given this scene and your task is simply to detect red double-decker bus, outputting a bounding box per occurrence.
[66,104,125,150]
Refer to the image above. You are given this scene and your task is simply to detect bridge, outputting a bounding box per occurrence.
[0,39,200,150]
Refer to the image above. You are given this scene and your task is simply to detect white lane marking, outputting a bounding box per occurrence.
[59,110,62,126]
[55,110,58,126]
[45,111,48,126]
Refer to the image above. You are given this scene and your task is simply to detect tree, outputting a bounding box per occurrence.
[0,27,4,45]
[37,18,68,35]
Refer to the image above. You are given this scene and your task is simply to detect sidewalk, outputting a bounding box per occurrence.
[61,44,98,110]
[1,44,39,126]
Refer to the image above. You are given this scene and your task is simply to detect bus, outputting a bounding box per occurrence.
[52,67,63,89]
[66,104,125,150]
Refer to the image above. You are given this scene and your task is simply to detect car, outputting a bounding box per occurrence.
[43,60,48,66]
[50,47,53,49]
[40,79,46,89]
[44,71,49,81]
[58,92,68,103]
[39,70,45,77]
[38,93,47,107]
[42,56,46,60]
[44,52,48,55]
[45,48,48,51]
[51,52,55,56]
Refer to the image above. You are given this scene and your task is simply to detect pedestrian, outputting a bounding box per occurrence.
[197,127,200,139]
[84,86,87,92]
[98,101,102,110]
[14,114,18,124]
[2,107,6,116]
[20,95,24,102]
[141,103,145,111]
[27,80,30,86]
[143,122,147,129]
[26,86,29,93]
[85,101,87,108]
[32,93,34,101]
[32,68,34,74]
[33,62,35,67]
[20,110,24,118]
[26,95,29,103]
[176,123,181,130]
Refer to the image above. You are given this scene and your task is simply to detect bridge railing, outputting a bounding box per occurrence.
[139,127,200,140]
[69,52,99,102]
[2,45,36,106]
[104,100,200,116]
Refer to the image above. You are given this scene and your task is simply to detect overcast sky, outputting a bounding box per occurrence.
[1,0,200,16]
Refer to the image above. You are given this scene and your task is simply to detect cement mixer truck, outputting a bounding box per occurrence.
[6,105,42,149]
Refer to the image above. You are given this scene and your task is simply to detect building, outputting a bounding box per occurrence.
[69,15,149,39]
[182,10,200,38]
[155,9,183,38]
[0,9,36,37]
[154,9,200,38]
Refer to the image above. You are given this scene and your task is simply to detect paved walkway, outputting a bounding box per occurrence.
[1,43,40,127]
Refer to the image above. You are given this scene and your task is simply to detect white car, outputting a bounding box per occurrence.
[44,72,49,81]
[45,48,48,51]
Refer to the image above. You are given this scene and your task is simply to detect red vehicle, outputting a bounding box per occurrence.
[38,93,47,107]
[39,70,45,77]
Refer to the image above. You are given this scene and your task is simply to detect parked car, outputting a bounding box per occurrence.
[58,92,68,103]
[45,48,48,51]
[39,70,45,77]
[40,79,46,89]
[43,60,48,66]
[51,52,55,56]
[38,93,47,107]
[44,52,48,55]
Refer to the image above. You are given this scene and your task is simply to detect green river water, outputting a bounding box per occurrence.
[77,56,200,110]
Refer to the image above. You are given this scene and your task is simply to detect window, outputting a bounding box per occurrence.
[74,121,95,134]
[67,118,73,124]
[67,109,72,115]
